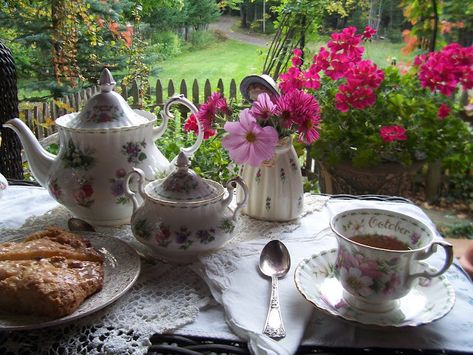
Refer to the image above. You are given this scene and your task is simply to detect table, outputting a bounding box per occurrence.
[1,184,472,355]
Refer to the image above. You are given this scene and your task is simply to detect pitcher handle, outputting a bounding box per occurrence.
[410,240,454,279]
[162,94,204,158]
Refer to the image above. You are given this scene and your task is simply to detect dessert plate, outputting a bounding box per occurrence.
[294,248,455,327]
[0,233,141,330]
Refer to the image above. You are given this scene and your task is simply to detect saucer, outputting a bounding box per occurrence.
[294,249,456,327]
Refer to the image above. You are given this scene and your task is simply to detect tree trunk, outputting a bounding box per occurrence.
[240,4,248,28]
[368,0,384,34]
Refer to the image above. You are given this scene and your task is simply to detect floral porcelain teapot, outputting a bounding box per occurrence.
[4,69,203,226]
[125,152,248,263]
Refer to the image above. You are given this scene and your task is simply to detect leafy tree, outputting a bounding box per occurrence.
[0,0,134,97]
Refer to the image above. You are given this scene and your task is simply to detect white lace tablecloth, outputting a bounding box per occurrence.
[1,186,472,354]
[0,186,328,354]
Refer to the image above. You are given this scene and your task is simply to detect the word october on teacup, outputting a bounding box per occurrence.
[330,208,453,313]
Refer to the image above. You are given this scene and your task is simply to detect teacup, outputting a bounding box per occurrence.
[330,208,453,313]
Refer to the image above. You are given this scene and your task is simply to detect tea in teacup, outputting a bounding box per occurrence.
[330,208,453,313]
[350,234,411,251]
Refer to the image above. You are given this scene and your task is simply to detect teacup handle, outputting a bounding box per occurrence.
[411,240,454,279]
[161,94,204,159]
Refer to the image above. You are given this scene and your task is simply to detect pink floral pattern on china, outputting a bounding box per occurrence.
[84,105,125,123]
[335,245,403,298]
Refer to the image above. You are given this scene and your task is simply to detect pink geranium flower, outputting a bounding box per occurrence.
[291,48,303,67]
[362,26,377,40]
[279,66,305,93]
[184,113,216,139]
[221,109,279,167]
[437,104,451,119]
[379,125,408,142]
[417,43,473,96]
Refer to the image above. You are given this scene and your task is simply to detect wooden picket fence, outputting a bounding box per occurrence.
[19,77,241,140]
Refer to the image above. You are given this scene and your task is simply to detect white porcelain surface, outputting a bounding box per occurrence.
[125,154,248,263]
[4,69,203,226]
[237,137,303,222]
[0,233,141,330]
[0,173,7,198]
[295,248,455,327]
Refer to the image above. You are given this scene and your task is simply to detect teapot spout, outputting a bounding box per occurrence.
[3,118,55,187]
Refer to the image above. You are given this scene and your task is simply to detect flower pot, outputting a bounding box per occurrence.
[237,137,304,221]
[316,160,423,196]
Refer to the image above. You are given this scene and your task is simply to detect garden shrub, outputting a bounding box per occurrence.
[212,29,228,41]
[148,30,183,61]
[187,30,216,50]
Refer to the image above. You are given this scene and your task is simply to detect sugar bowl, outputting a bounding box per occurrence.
[125,152,248,263]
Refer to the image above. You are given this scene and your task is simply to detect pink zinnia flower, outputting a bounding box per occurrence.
[437,104,451,119]
[250,93,276,121]
[297,117,321,145]
[221,109,279,167]
[379,125,408,142]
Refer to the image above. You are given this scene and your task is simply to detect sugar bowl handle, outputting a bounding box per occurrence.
[222,176,248,220]
[124,168,146,213]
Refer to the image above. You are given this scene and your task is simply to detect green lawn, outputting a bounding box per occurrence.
[151,39,265,99]
[152,37,415,100]
[17,36,416,101]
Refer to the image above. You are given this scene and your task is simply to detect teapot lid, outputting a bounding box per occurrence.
[58,68,151,129]
[150,152,220,203]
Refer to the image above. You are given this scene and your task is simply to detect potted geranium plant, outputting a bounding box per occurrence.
[277,26,473,196]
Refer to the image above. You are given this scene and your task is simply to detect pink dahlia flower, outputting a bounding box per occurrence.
[222,109,279,167]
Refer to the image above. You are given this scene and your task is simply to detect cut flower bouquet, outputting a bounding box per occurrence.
[184,84,321,167]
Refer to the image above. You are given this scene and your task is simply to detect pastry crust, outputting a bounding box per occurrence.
[0,227,104,318]
[0,227,103,262]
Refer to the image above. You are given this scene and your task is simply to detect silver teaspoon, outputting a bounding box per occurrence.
[68,218,96,232]
[259,239,291,339]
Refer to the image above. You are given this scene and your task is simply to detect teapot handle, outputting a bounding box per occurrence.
[124,168,146,213]
[160,94,204,159]
[222,176,248,221]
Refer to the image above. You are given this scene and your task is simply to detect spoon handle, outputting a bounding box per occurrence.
[263,275,286,338]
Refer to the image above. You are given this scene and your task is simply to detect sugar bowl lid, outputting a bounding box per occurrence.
[57,68,150,129]
[149,152,221,203]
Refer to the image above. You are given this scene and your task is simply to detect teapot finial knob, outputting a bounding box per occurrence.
[176,151,189,171]
[99,68,116,93]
